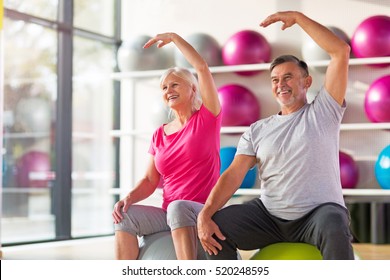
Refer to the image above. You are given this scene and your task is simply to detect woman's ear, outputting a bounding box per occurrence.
[192,84,197,94]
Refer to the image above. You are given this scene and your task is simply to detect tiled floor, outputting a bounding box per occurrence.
[1,236,389,260]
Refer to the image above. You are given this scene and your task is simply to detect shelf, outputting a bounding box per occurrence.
[340,123,390,130]
[110,56,390,80]
[2,187,100,194]
[3,132,50,139]
[342,189,390,196]
[109,126,250,137]
[110,129,151,137]
[221,126,249,134]
[2,171,113,186]
[7,123,390,140]
[3,131,99,140]
[352,155,378,162]
[235,188,390,197]
[110,122,390,137]
[109,187,390,200]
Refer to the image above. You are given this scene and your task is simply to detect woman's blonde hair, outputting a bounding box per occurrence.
[160,67,202,119]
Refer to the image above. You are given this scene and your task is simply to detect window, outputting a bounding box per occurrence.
[72,36,117,237]
[2,0,121,245]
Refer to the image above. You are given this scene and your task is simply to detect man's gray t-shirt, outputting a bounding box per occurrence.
[237,87,346,220]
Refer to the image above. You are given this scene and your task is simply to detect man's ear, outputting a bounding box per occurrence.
[305,75,313,88]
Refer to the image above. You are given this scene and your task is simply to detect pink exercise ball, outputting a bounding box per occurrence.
[222,30,271,76]
[364,75,390,123]
[218,84,260,126]
[339,151,359,189]
[15,151,51,188]
[351,15,390,67]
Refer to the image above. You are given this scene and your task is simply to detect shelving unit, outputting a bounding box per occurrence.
[111,56,390,187]
[110,56,390,143]
[112,56,390,243]
[110,122,390,137]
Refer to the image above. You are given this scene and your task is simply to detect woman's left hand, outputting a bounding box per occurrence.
[143,33,175,49]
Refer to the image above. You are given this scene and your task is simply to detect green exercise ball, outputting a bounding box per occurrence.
[250,242,323,260]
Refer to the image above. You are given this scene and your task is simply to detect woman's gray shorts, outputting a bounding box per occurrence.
[114,200,204,237]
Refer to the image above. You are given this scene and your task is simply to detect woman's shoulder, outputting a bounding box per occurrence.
[199,103,222,121]
[151,124,165,138]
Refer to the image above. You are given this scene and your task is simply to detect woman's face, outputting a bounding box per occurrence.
[161,73,194,110]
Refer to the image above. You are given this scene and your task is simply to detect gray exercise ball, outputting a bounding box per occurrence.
[138,231,207,260]
[117,35,170,71]
[301,26,350,73]
[174,33,222,68]
[138,231,242,260]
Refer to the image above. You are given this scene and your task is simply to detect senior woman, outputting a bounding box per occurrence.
[112,32,221,260]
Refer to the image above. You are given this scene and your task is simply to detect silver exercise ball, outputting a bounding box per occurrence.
[117,35,170,71]
[301,26,350,73]
[138,231,207,260]
[138,231,242,260]
[174,33,222,68]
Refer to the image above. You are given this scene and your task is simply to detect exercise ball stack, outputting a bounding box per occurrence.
[218,84,260,126]
[339,151,359,189]
[375,145,390,190]
[174,33,221,68]
[351,15,390,67]
[15,151,51,188]
[222,30,271,76]
[220,146,257,189]
[364,75,390,123]
[117,35,170,71]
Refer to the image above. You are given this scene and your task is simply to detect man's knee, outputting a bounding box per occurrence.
[314,204,351,238]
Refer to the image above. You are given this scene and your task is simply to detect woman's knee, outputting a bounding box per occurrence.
[114,206,141,236]
[166,200,202,230]
[115,205,168,236]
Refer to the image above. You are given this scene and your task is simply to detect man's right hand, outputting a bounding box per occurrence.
[197,212,226,256]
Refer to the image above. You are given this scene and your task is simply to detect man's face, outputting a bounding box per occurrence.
[270,62,311,113]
